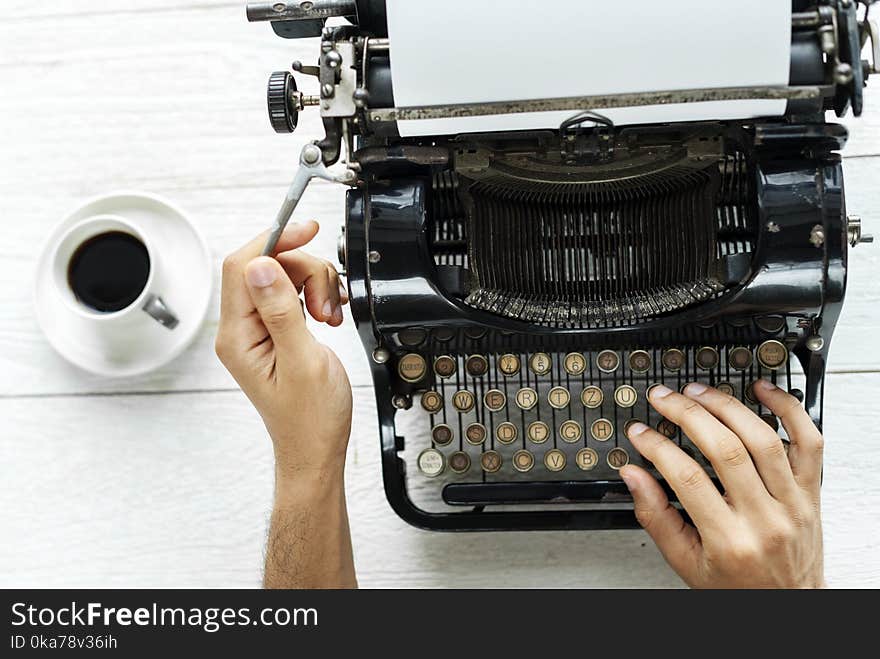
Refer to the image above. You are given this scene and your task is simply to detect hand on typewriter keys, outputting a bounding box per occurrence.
[216,222,356,589]
[620,382,825,589]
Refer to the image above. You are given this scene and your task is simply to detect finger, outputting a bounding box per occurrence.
[626,422,734,533]
[216,223,320,366]
[620,464,703,585]
[338,277,350,305]
[244,257,312,359]
[682,383,797,502]
[647,385,769,507]
[276,250,337,323]
[752,379,823,493]
[220,221,320,321]
[325,265,343,327]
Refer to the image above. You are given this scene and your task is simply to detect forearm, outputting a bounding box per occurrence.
[263,467,357,589]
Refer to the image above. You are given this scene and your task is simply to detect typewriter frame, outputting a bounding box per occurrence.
[345,121,848,531]
[247,0,875,531]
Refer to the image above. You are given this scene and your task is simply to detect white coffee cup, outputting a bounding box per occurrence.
[51,214,179,331]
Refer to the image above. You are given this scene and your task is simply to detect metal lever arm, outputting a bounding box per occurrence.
[246,1,357,22]
[262,143,357,256]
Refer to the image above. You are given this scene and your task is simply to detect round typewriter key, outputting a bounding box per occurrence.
[452,390,475,413]
[755,315,786,335]
[662,348,686,372]
[529,352,552,376]
[480,450,502,474]
[607,447,630,470]
[433,355,457,378]
[448,451,471,474]
[624,418,645,437]
[464,327,487,340]
[761,414,780,432]
[512,450,535,473]
[483,389,507,412]
[496,422,518,445]
[465,422,487,445]
[696,346,720,371]
[581,385,604,409]
[527,421,551,444]
[576,448,600,471]
[629,350,652,373]
[417,448,445,477]
[544,449,567,472]
[657,418,678,438]
[745,381,759,404]
[515,387,538,410]
[596,350,620,373]
[465,354,489,377]
[431,424,454,446]
[757,340,788,370]
[559,420,582,443]
[548,386,571,410]
[398,353,427,383]
[433,327,455,342]
[591,418,614,442]
[398,328,427,347]
[421,391,444,414]
[563,352,587,376]
[614,385,638,408]
[728,347,754,371]
[498,353,521,376]
[716,381,736,397]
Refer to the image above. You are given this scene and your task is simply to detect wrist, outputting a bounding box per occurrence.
[273,462,345,507]
[266,424,349,480]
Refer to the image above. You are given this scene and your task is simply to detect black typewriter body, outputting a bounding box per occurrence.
[346,122,848,531]
[248,0,878,530]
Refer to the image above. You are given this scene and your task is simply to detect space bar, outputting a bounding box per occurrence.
[442,481,633,506]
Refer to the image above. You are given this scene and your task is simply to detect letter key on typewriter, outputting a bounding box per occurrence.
[249,0,877,530]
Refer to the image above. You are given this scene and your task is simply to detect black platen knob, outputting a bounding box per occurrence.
[267,71,298,134]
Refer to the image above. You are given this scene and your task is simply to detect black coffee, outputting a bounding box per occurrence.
[67,231,151,312]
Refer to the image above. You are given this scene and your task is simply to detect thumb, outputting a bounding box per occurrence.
[620,464,704,585]
[245,256,312,355]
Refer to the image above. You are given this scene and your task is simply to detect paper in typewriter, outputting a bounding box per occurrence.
[386,0,792,136]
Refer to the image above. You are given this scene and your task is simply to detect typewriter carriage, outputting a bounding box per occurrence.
[249,0,880,164]
[248,0,875,531]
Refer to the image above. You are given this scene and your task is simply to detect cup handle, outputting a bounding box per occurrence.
[143,294,180,330]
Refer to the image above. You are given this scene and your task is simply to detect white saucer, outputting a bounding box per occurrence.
[34,191,213,378]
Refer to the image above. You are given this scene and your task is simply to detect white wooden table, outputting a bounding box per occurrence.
[1,1,878,588]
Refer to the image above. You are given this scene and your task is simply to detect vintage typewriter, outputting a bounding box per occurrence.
[247,1,878,530]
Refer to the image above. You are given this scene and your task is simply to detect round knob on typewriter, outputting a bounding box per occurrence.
[267,71,299,134]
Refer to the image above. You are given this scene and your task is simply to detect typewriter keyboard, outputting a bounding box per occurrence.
[405,342,795,484]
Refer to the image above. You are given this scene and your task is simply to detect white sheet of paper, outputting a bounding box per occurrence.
[386,0,792,136]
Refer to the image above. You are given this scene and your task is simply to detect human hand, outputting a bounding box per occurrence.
[215,221,353,480]
[621,380,824,589]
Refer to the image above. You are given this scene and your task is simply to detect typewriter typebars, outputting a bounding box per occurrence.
[248,1,878,531]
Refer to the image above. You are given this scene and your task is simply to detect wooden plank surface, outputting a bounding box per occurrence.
[1,373,877,588]
[0,1,878,588]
